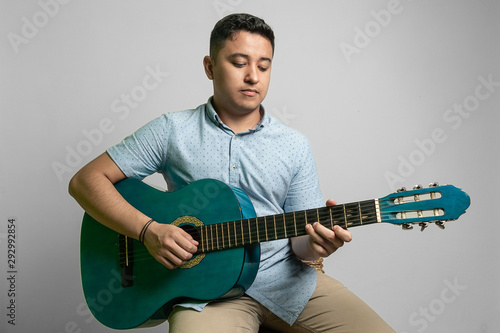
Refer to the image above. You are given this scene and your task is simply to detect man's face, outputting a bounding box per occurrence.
[205,31,273,118]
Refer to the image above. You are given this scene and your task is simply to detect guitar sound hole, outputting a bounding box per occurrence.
[181,224,201,244]
[178,224,206,269]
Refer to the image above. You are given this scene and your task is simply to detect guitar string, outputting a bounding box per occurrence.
[118,197,414,257]
[116,216,435,262]
[116,204,439,261]
[116,201,382,260]
[119,202,379,250]
[116,220,384,263]
[115,198,440,262]
[115,195,440,261]
[118,196,446,258]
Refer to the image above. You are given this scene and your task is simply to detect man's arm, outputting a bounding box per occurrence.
[68,152,198,269]
[291,199,352,261]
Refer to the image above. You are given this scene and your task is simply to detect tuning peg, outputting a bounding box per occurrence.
[419,222,428,232]
[435,221,446,230]
[413,184,422,190]
[429,182,439,187]
[396,187,407,218]
[402,223,413,230]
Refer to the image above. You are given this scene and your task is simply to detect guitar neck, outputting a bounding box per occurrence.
[193,199,380,254]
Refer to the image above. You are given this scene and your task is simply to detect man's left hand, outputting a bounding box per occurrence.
[305,199,352,258]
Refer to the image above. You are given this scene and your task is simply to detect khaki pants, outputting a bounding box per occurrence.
[168,271,395,333]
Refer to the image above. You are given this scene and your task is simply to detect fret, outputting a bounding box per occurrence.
[233,221,238,246]
[219,223,223,249]
[252,218,256,244]
[361,200,378,224]
[207,225,212,251]
[305,208,317,226]
[199,226,204,252]
[282,213,287,238]
[342,205,348,228]
[233,221,237,246]
[233,221,239,246]
[247,219,252,244]
[205,226,209,251]
[358,202,363,225]
[212,224,216,250]
[205,225,209,251]
[216,224,219,250]
[227,222,231,248]
[264,216,268,241]
[273,213,284,239]
[293,212,297,236]
[329,206,333,229]
[221,223,225,249]
[211,225,215,250]
[273,215,277,240]
[219,223,224,249]
[344,202,361,227]
[319,207,334,228]
[215,224,219,250]
[257,216,266,243]
[213,225,217,250]
[240,219,244,245]
[256,217,260,243]
[330,205,345,227]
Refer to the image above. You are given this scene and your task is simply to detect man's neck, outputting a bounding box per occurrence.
[211,97,263,133]
[217,109,262,133]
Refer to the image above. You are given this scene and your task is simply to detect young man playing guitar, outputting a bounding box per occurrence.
[70,13,394,332]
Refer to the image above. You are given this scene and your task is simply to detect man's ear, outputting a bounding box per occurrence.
[203,56,214,80]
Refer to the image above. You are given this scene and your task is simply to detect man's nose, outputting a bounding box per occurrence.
[244,66,259,84]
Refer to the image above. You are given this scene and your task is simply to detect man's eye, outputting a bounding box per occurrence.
[259,66,269,72]
[233,63,245,68]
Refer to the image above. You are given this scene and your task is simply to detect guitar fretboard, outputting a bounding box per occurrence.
[193,199,380,254]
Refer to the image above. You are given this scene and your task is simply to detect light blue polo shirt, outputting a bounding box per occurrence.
[107,98,324,325]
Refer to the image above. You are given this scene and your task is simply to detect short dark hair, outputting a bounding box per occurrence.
[209,13,275,61]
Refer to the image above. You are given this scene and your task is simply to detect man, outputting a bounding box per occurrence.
[69,13,394,332]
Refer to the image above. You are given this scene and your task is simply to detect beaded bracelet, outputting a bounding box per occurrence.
[139,219,155,243]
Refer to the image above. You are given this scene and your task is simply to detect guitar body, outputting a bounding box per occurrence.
[80,178,260,329]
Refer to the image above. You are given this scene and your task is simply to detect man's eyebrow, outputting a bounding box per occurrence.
[230,53,272,63]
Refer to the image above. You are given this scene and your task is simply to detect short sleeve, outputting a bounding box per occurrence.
[107,115,169,179]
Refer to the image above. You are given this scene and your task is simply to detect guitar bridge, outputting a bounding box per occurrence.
[118,234,134,287]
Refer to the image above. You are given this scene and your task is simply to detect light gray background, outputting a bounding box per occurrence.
[1,1,499,332]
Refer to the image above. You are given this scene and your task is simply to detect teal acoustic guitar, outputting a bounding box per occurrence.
[80,178,470,329]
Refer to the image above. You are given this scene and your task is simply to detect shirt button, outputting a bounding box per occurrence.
[234,135,238,140]
[232,165,237,170]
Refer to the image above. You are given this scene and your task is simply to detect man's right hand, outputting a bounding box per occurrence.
[143,222,199,269]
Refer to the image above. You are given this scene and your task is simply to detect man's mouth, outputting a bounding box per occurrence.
[241,89,258,97]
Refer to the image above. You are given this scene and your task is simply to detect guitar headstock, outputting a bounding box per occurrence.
[378,183,471,231]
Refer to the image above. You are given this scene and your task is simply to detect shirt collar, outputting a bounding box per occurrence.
[205,97,268,134]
